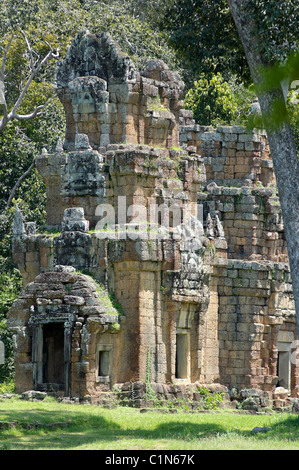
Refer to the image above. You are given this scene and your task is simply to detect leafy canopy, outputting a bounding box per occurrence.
[184,73,255,126]
[243,0,299,64]
[161,0,249,86]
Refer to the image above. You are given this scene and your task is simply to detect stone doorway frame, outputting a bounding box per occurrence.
[29,313,76,397]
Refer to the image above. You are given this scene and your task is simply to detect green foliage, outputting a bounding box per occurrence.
[0,377,15,393]
[243,54,299,134]
[197,386,224,410]
[1,0,180,82]
[0,2,84,113]
[184,73,241,126]
[161,0,249,87]
[95,284,120,317]
[114,0,173,26]
[108,291,125,319]
[243,0,298,64]
[0,260,22,382]
[287,89,299,153]
[81,0,179,73]
[184,72,257,127]
[228,76,257,123]
[0,262,22,321]
[0,99,63,386]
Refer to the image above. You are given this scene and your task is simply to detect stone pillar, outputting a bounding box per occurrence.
[32,325,43,389]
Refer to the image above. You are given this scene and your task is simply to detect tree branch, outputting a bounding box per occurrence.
[0,34,14,81]
[7,158,36,208]
[0,34,14,127]
[20,29,37,72]
[12,104,46,120]
[0,33,59,133]
[11,47,58,117]
[10,95,56,121]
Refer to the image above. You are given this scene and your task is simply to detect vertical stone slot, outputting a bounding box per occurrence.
[277,351,290,389]
[98,350,110,377]
[96,345,112,383]
[175,331,190,380]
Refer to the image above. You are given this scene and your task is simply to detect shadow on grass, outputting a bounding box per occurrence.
[259,415,299,442]
[231,414,299,442]
[3,402,299,450]
[0,405,228,450]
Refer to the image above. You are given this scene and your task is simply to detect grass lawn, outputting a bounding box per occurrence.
[0,397,299,450]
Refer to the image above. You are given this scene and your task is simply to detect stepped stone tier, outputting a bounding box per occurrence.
[8,32,298,407]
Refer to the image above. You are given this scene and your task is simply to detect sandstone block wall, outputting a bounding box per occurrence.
[8,32,298,404]
[202,185,287,262]
[212,259,297,391]
[179,110,297,399]
[179,116,274,188]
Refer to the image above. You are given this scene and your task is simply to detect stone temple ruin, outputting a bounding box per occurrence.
[8,32,299,409]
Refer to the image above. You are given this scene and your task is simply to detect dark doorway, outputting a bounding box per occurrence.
[42,323,65,385]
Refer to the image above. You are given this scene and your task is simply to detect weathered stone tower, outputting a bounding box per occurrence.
[8,32,299,408]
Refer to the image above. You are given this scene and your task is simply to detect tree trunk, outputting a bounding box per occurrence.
[227,0,299,338]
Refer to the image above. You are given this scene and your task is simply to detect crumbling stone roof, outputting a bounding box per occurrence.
[8,266,119,333]
[56,31,137,89]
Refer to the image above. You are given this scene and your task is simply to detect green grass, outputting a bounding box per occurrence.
[0,398,299,450]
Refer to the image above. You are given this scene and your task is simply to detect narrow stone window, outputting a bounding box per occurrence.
[96,344,112,383]
[98,350,110,377]
[276,330,294,390]
[169,211,174,228]
[277,350,291,389]
[158,211,162,226]
[175,330,190,380]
